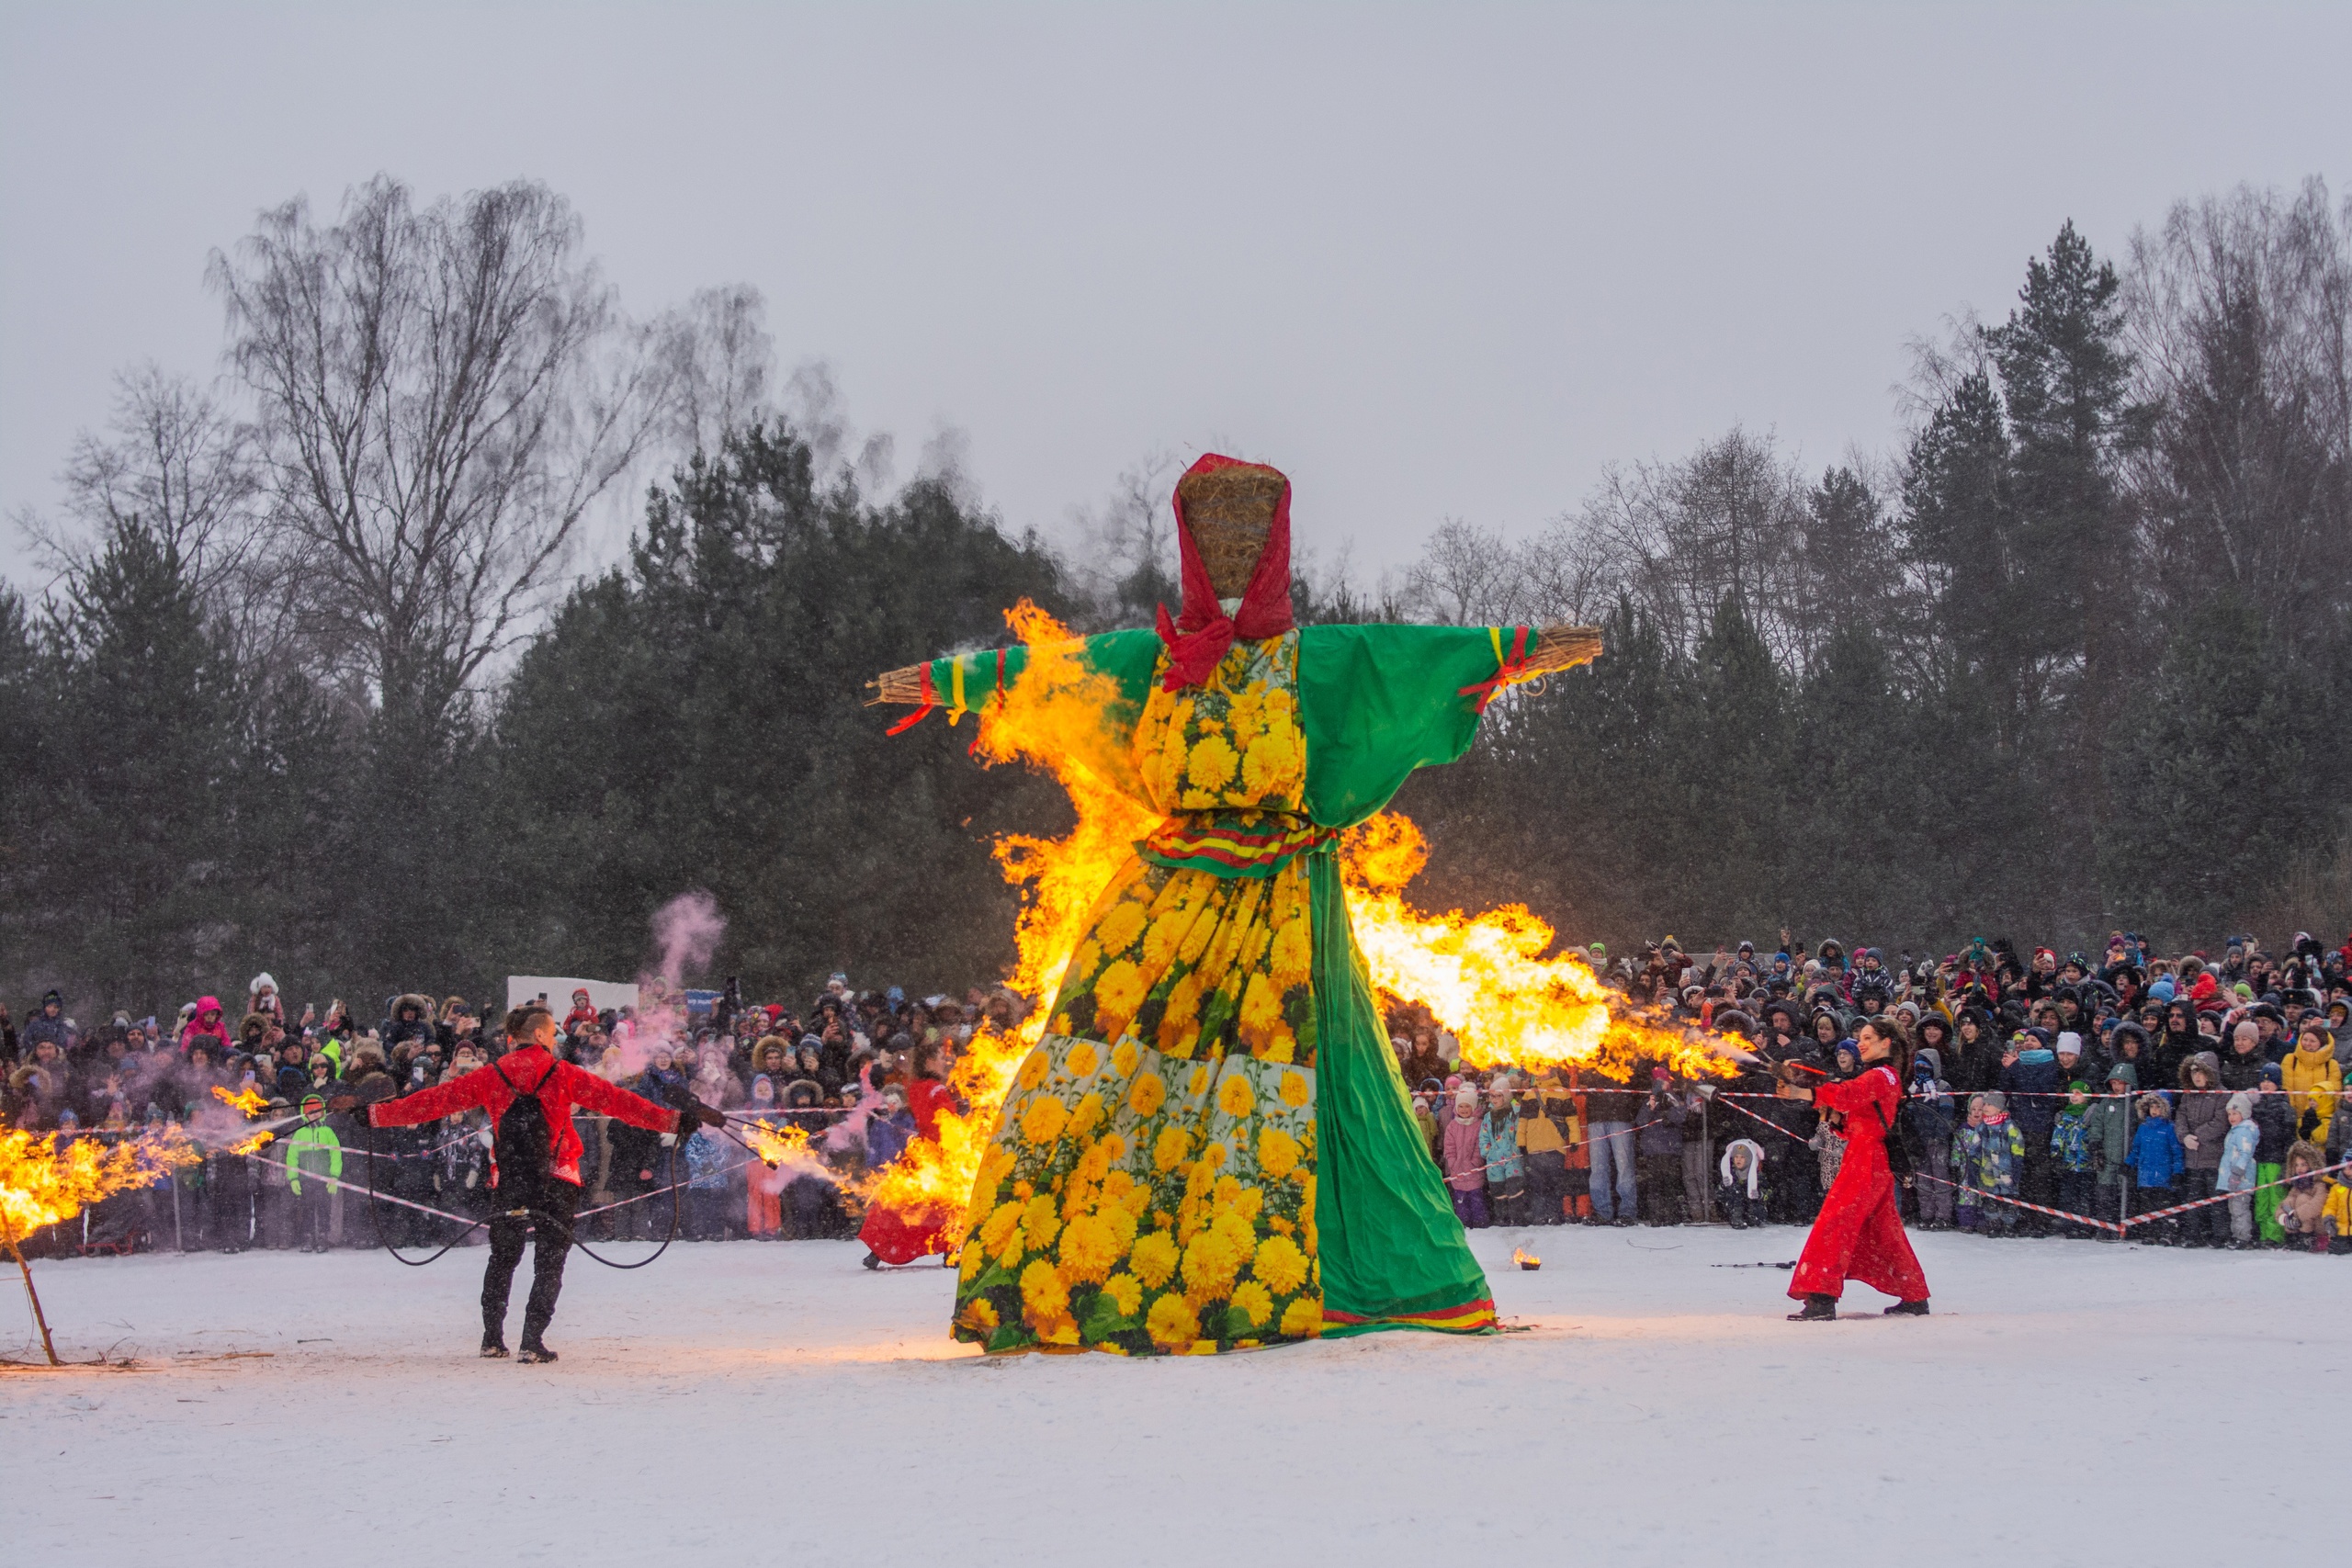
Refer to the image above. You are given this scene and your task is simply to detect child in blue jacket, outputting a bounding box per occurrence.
[2129,1092,2187,1242]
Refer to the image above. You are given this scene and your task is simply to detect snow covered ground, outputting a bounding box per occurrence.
[3,1224,2335,1566]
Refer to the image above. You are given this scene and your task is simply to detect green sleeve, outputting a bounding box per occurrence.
[926,629,1158,726]
[1298,625,1519,828]
[324,1130,343,1179]
[924,629,1161,795]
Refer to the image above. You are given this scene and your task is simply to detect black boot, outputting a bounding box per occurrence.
[516,1338,559,1364]
[1882,1298,1930,1317]
[1785,1293,1838,1322]
[862,1250,883,1270]
[481,1333,510,1359]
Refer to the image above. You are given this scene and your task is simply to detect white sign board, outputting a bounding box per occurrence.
[506,975,640,1015]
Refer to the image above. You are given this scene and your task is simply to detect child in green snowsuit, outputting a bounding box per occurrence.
[285,1093,343,1253]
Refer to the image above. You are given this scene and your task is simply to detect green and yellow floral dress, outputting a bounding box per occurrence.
[926,622,1536,1355]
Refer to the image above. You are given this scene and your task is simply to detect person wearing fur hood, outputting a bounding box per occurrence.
[1717,1138,1767,1228]
[247,974,286,1028]
[2174,1051,2231,1247]
[384,994,435,1052]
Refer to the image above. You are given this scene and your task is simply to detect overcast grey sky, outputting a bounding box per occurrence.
[3,2,2346,593]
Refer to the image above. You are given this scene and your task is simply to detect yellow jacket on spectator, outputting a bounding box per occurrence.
[2282,1039,2343,1143]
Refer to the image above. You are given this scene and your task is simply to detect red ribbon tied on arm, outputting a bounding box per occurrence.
[1457,626,1532,712]
[885,662,937,735]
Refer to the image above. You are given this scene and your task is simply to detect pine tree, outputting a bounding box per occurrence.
[36,518,241,1005]
[2098,592,2327,942]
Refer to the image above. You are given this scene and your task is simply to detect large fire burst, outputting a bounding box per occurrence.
[867,604,1740,1242]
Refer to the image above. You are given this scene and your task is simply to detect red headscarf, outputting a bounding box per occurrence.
[1154,453,1295,691]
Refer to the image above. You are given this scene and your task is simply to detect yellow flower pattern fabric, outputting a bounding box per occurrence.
[952,632,1328,1356]
[954,1021,1322,1356]
[1136,633,1306,815]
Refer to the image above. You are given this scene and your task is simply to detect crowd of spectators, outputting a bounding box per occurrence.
[10,925,2352,1260]
[2,974,1013,1258]
[1409,928,2352,1252]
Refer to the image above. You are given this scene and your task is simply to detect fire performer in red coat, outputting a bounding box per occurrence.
[334,1003,723,1361]
[858,1039,963,1267]
[1774,1016,1931,1321]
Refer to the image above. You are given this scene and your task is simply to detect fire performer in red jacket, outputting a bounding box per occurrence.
[334,1003,723,1362]
[858,1039,962,1268]
[1774,1016,1931,1321]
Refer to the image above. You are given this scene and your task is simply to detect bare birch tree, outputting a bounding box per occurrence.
[208,175,677,726]
[2123,176,2352,657]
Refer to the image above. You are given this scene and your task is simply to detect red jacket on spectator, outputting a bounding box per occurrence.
[364,1043,684,1188]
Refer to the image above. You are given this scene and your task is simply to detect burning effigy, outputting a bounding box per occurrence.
[865,452,1680,1357]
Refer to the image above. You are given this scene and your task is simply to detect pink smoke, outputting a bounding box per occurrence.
[614,891,728,1074]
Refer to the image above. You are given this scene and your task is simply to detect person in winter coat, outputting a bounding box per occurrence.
[561,988,600,1039]
[1955,1092,2024,1234]
[2152,1003,2202,1089]
[2174,1053,2231,1247]
[1516,1072,1574,1225]
[2276,1140,2348,1252]
[1636,1069,1686,1224]
[850,1037,957,1263]
[2282,1021,2343,1145]
[2049,1084,2098,1233]
[283,1093,342,1252]
[1998,1030,2063,1232]
[864,1080,917,1169]
[1719,1138,1766,1228]
[2252,1069,2298,1243]
[248,974,286,1029]
[2084,1063,2138,1230]
[1440,1087,1490,1227]
[1776,1017,1930,1320]
[1951,1010,2004,1096]
[2217,1093,2260,1247]
[335,1004,715,1361]
[1482,1081,1527,1225]
[384,994,435,1052]
[2128,1094,2187,1241]
[181,996,232,1059]
[1902,1048,1957,1228]
[2219,1021,2270,1092]
[1582,1068,1642,1225]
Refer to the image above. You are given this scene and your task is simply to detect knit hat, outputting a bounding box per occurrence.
[2262,1063,2283,1084]
[2056,1031,2083,1055]
[1453,1086,1478,1110]
[2226,1092,2252,1119]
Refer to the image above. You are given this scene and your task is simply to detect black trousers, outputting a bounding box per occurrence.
[295,1182,334,1248]
[482,1177,579,1346]
[1524,1150,1567,1224]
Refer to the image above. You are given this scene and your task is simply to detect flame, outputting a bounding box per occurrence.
[0,1127,199,1245]
[873,604,1734,1245]
[229,1131,276,1157]
[862,603,1157,1231]
[1511,1247,1541,1269]
[212,1083,270,1117]
[738,1118,812,1170]
[1339,813,1736,1081]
